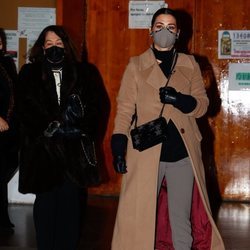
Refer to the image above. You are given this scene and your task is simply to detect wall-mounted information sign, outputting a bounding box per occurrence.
[129,1,166,29]
[218,30,250,59]
[229,63,250,90]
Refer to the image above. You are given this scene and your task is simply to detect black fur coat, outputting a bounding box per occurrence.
[0,55,19,183]
[16,61,100,194]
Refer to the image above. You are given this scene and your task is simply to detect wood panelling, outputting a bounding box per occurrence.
[59,0,250,200]
[195,0,250,201]
[57,0,86,57]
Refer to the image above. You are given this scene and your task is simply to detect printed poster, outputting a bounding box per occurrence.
[18,7,56,38]
[229,63,250,91]
[218,30,250,59]
[18,7,56,62]
[129,1,167,29]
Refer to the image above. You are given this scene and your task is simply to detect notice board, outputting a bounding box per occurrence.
[0,0,56,71]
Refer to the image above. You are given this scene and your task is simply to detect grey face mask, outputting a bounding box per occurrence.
[152,28,177,49]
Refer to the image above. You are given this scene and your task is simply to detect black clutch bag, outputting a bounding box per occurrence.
[130,116,167,152]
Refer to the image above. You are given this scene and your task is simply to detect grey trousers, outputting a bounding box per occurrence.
[157,157,194,250]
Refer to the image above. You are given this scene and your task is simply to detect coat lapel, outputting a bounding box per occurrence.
[60,63,78,108]
[140,51,194,94]
[138,49,167,90]
[38,63,60,116]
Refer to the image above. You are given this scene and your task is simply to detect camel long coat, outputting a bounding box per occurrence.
[112,48,225,250]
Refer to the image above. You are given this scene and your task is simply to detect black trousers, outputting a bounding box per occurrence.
[0,130,18,227]
[0,183,9,226]
[33,179,87,250]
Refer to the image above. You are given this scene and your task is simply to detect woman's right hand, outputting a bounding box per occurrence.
[113,155,127,174]
[0,116,9,132]
[111,134,128,174]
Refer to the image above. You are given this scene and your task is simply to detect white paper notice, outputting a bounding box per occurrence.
[229,63,250,91]
[218,30,250,59]
[129,1,166,29]
[18,7,56,38]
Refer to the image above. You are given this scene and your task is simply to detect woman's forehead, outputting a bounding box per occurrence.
[154,14,176,25]
[45,31,61,40]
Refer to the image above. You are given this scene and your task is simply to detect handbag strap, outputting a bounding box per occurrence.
[80,134,97,166]
[133,50,178,128]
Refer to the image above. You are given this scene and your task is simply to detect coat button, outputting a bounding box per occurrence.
[180,128,185,134]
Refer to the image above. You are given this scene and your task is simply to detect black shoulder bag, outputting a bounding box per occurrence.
[130,51,178,152]
[43,94,100,187]
[67,94,100,187]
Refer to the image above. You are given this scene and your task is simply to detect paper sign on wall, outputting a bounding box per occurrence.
[18,7,56,62]
[229,63,250,91]
[218,30,250,59]
[129,1,166,29]
[18,7,56,38]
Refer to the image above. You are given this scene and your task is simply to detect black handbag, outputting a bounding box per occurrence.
[130,51,178,152]
[44,94,100,188]
[78,133,100,187]
[130,116,167,152]
[64,94,100,187]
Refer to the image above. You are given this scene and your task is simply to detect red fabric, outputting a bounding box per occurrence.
[155,178,212,250]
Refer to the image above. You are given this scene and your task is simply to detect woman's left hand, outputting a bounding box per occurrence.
[159,86,178,105]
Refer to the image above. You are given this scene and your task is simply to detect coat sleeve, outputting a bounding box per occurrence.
[186,56,209,118]
[113,58,138,136]
[16,64,51,135]
[79,63,103,139]
[0,64,10,118]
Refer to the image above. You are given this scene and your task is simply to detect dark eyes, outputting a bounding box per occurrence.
[154,24,176,32]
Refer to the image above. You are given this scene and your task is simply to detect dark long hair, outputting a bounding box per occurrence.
[29,25,78,63]
[0,28,7,54]
[151,8,179,28]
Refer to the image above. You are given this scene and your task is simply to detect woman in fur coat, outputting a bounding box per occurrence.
[111,8,225,250]
[0,28,18,234]
[16,25,100,250]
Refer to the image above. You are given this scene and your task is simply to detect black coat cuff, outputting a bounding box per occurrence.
[111,133,128,156]
[174,93,197,113]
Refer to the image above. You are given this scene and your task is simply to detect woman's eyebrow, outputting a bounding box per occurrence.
[155,21,176,26]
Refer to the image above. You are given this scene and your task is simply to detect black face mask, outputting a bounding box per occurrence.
[45,46,65,65]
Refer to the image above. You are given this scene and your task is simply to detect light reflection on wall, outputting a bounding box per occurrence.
[219,203,250,227]
[225,175,250,198]
[219,78,250,116]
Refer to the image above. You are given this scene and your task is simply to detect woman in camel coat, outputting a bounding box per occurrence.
[111,8,224,250]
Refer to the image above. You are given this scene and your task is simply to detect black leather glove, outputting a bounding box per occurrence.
[111,134,128,174]
[113,155,127,174]
[63,94,84,126]
[44,120,82,138]
[159,86,178,105]
[160,87,197,113]
[44,121,61,137]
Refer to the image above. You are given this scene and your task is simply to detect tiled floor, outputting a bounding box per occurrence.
[0,196,250,250]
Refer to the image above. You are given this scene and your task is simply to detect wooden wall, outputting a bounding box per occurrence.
[195,0,250,201]
[59,0,250,201]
